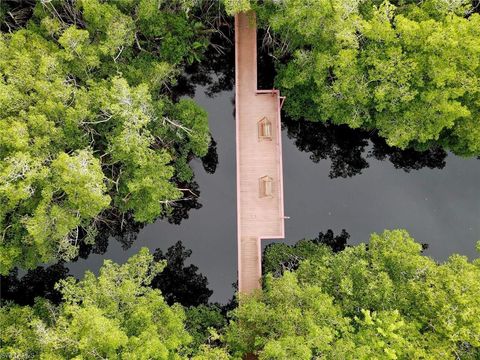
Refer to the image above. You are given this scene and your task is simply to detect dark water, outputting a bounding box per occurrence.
[3,28,479,303]
[65,86,237,302]
[62,83,480,303]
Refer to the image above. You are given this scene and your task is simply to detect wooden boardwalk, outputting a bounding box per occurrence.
[235,12,285,293]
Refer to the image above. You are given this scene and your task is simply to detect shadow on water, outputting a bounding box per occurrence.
[1,263,68,306]
[1,240,214,308]
[74,175,212,261]
[282,117,447,179]
[172,20,235,100]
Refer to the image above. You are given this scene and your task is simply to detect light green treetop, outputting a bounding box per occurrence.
[223,0,255,15]
[0,248,230,359]
[258,0,480,155]
[227,229,480,359]
[0,0,212,273]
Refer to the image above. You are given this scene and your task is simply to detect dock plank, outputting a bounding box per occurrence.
[235,12,285,294]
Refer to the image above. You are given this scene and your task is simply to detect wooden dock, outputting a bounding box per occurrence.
[235,11,285,293]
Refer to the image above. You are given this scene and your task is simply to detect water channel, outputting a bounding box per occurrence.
[65,81,480,303]
[4,33,480,304]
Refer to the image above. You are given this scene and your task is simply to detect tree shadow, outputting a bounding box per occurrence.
[74,176,209,261]
[0,263,70,305]
[1,241,213,307]
[262,229,351,278]
[0,0,36,32]
[171,19,235,100]
[201,137,218,174]
[282,116,447,179]
[152,241,213,307]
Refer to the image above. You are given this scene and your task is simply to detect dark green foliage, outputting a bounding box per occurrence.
[263,229,349,276]
[185,304,227,354]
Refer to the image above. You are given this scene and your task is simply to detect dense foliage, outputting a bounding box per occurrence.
[2,2,480,359]
[227,230,480,359]
[254,0,480,156]
[2,231,479,359]
[0,248,227,359]
[0,0,214,273]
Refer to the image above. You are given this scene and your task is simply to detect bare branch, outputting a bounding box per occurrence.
[162,116,192,134]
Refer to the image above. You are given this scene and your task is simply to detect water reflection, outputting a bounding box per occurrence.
[283,116,447,179]
[173,24,235,100]
[1,241,213,307]
[201,137,219,174]
[0,263,68,305]
[152,241,213,307]
[77,211,143,259]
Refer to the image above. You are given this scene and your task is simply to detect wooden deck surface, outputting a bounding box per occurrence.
[235,12,285,293]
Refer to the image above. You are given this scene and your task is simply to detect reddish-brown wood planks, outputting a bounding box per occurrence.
[235,11,285,294]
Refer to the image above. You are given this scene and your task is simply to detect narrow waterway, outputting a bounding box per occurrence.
[65,82,480,303]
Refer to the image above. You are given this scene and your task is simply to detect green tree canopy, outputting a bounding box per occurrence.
[227,230,480,359]
[0,0,213,273]
[0,248,187,358]
[256,0,480,155]
[0,248,228,359]
[2,231,479,358]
